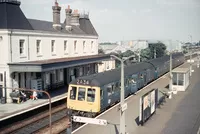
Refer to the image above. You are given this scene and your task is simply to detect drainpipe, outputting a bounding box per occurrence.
[4,71,7,103]
[10,30,13,62]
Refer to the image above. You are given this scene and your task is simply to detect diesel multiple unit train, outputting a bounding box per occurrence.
[67,53,185,116]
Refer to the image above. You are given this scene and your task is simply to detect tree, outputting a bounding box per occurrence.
[98,48,104,54]
[149,42,167,59]
[140,48,151,61]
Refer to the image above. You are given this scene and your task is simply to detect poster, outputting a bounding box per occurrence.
[151,90,155,114]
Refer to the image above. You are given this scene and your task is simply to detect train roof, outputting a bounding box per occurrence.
[70,52,184,87]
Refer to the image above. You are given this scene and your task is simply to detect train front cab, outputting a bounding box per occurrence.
[67,84,101,113]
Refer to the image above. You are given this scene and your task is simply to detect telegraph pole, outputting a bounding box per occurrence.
[111,55,135,134]
[189,35,192,76]
[120,60,125,134]
[169,40,173,98]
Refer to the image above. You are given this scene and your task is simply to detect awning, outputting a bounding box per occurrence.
[8,54,111,73]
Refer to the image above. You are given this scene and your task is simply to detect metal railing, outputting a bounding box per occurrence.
[2,87,52,134]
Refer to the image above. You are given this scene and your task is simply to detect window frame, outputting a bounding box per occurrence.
[74,40,77,53]
[51,40,56,54]
[83,41,86,53]
[19,39,25,56]
[87,88,96,102]
[64,40,68,54]
[78,87,86,101]
[70,86,77,100]
[0,73,3,82]
[36,40,41,55]
[91,41,94,52]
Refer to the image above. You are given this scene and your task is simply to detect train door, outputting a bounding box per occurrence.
[143,71,147,86]
[130,74,137,93]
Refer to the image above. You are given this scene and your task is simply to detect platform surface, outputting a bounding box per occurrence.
[73,59,200,134]
[0,87,68,121]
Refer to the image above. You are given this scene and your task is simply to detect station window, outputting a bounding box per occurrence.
[78,87,86,101]
[87,88,96,102]
[178,73,184,86]
[0,73,3,82]
[19,39,25,55]
[172,73,178,85]
[70,86,77,100]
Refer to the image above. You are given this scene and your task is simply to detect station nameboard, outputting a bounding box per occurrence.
[76,79,90,85]
[72,116,108,126]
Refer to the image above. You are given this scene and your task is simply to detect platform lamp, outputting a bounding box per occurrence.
[169,40,173,98]
[189,35,193,76]
[110,54,135,134]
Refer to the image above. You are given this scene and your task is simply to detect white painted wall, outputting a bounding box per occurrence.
[10,30,98,63]
[98,60,115,73]
[0,29,99,103]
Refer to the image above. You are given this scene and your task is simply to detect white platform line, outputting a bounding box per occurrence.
[0,95,67,121]
[72,61,191,133]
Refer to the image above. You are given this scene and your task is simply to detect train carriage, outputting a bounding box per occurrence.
[67,52,185,116]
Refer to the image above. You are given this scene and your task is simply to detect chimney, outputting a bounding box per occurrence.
[70,9,80,26]
[65,5,72,31]
[52,0,61,30]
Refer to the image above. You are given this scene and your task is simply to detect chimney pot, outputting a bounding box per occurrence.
[52,1,62,30]
[65,5,72,31]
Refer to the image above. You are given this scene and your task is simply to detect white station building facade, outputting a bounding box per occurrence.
[0,0,111,103]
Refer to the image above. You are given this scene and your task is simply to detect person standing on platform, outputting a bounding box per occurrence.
[32,91,38,100]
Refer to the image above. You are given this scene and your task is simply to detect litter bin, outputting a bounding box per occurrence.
[1,97,6,104]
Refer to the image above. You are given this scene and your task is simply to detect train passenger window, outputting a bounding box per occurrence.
[70,86,77,100]
[100,90,103,99]
[87,88,96,102]
[107,84,112,96]
[78,87,86,101]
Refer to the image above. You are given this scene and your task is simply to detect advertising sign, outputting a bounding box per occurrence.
[139,88,158,125]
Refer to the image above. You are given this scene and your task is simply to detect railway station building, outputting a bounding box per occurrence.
[0,0,114,103]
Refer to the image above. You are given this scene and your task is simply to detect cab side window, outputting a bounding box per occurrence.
[70,86,77,100]
[78,87,86,101]
[87,88,96,102]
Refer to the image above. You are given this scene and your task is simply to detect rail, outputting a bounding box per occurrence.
[2,87,52,134]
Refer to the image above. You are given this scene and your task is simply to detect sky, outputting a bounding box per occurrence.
[20,0,200,43]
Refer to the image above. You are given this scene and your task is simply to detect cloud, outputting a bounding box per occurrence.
[21,0,51,5]
[99,8,108,13]
[131,9,137,14]
[157,0,200,8]
[142,9,152,13]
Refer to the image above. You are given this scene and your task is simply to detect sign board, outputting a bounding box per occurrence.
[121,103,127,112]
[76,79,90,85]
[187,60,194,63]
[139,88,158,125]
[72,116,108,126]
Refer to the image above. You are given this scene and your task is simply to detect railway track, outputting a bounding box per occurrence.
[0,99,68,134]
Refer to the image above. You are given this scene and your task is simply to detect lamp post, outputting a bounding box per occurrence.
[169,40,173,98]
[111,54,135,134]
[198,52,200,68]
[189,35,192,76]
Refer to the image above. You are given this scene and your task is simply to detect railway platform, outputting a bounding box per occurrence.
[0,86,67,121]
[72,58,200,134]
